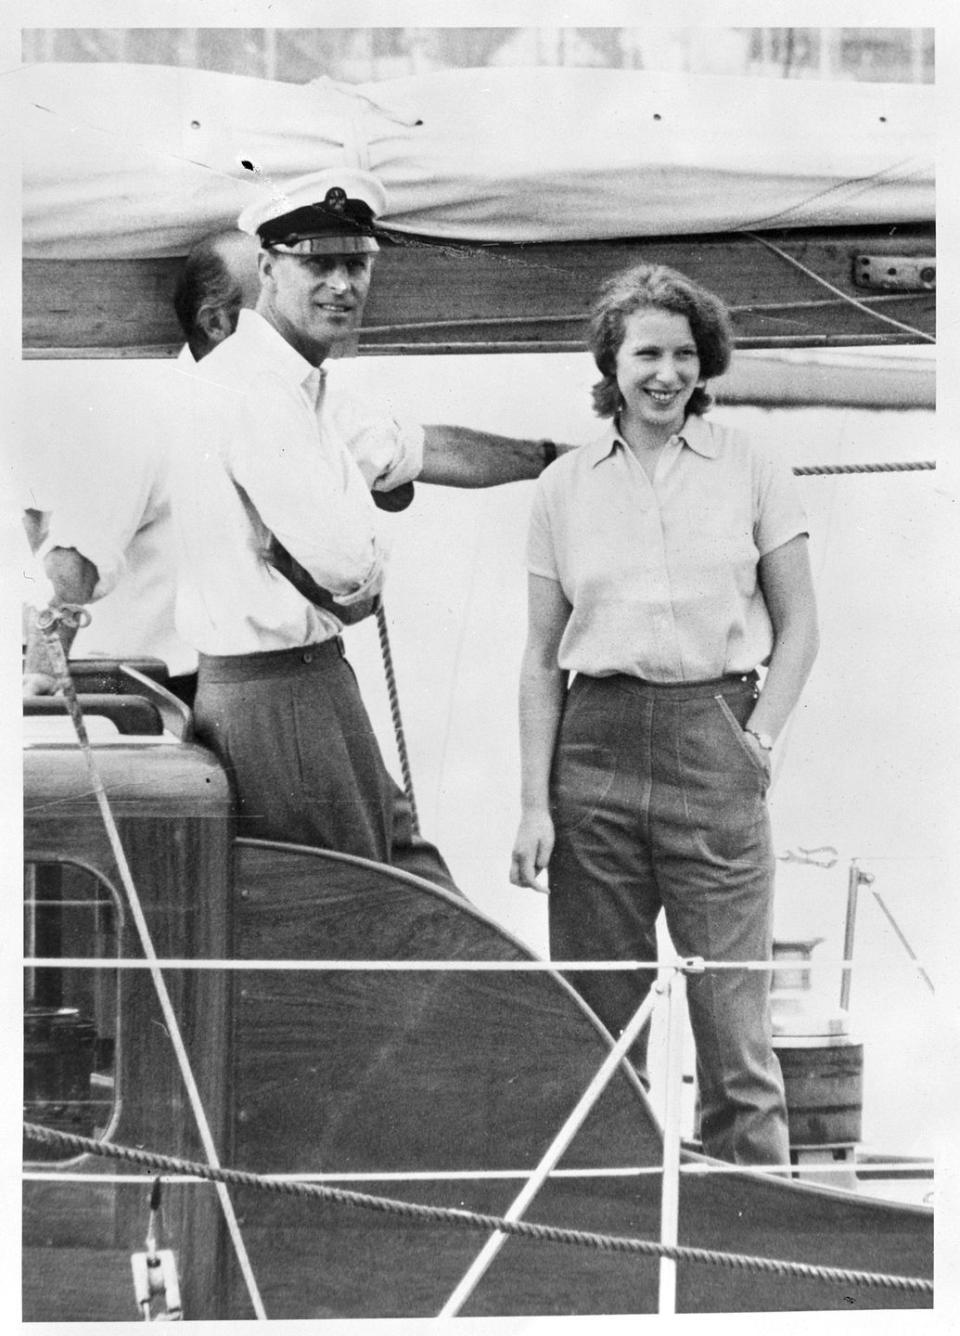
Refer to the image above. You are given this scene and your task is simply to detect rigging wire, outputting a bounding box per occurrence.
[743,231,935,343]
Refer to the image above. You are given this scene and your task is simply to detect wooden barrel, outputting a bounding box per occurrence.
[774,1039,864,1148]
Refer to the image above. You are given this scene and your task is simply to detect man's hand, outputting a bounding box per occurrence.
[23,671,59,698]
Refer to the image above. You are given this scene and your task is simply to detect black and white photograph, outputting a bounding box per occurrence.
[4,3,955,1332]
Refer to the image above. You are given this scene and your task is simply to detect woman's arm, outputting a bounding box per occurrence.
[746,533,820,746]
[509,573,572,889]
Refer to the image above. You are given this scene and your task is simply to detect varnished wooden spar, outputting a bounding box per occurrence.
[22,223,935,358]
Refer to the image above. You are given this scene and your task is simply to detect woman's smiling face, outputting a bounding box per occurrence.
[614,307,701,439]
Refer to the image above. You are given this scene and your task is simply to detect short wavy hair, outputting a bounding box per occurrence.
[588,263,734,419]
[173,234,249,359]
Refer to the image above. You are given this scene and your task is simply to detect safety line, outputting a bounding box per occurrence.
[31,618,268,1320]
[21,1124,932,1298]
[19,954,906,972]
[23,1158,935,1186]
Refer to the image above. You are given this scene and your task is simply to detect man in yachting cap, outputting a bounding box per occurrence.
[171,168,564,890]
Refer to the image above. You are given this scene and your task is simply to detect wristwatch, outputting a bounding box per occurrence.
[745,728,774,752]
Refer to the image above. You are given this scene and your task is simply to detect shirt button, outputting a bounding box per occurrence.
[303,651,313,664]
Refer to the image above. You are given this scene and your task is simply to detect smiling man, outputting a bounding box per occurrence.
[171,169,560,888]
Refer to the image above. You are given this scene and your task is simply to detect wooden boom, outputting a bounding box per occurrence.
[23,224,935,359]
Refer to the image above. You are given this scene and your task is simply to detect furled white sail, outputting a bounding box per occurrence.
[20,62,934,258]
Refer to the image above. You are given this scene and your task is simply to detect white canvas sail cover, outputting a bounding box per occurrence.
[20,62,933,258]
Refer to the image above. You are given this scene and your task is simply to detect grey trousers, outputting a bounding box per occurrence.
[548,671,790,1166]
[194,640,459,896]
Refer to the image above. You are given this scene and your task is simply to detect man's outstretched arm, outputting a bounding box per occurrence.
[419,426,570,488]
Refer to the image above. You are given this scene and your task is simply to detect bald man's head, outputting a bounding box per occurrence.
[173,230,262,360]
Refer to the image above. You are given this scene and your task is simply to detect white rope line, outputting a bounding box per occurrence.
[21,954,909,972]
[34,620,268,1320]
[23,1159,934,1186]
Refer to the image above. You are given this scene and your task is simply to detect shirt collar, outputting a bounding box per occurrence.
[236,309,325,403]
[587,412,719,466]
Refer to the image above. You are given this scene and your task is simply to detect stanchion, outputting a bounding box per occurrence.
[657,965,690,1315]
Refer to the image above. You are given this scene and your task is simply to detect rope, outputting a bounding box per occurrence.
[744,232,935,344]
[792,460,935,476]
[31,613,268,1321]
[375,600,420,833]
[22,1124,932,1297]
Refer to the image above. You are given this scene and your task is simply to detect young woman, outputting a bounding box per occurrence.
[510,263,819,1166]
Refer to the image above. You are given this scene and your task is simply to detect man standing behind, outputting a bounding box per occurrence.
[22,230,262,705]
[172,168,559,887]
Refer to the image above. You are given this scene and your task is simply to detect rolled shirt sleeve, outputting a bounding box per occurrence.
[321,371,425,494]
[35,444,162,600]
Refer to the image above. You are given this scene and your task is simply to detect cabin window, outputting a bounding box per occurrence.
[23,861,120,1161]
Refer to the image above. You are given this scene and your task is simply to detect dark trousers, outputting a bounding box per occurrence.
[193,641,459,896]
[166,671,198,710]
[548,672,789,1166]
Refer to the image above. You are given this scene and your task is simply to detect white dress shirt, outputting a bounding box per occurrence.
[171,310,423,656]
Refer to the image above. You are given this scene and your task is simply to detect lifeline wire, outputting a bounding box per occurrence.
[22,1123,932,1299]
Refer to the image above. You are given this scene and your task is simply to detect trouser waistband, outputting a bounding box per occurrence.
[198,639,345,683]
[575,670,759,701]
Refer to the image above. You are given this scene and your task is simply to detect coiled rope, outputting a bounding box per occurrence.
[22,1124,932,1298]
[375,601,420,833]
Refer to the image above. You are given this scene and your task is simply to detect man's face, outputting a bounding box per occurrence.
[257,249,375,364]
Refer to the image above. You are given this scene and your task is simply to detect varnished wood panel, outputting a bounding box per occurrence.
[23,743,234,1321]
[20,763,933,1319]
[228,840,932,1318]
[23,225,935,357]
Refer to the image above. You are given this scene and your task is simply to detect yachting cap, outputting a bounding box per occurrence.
[238,168,386,255]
